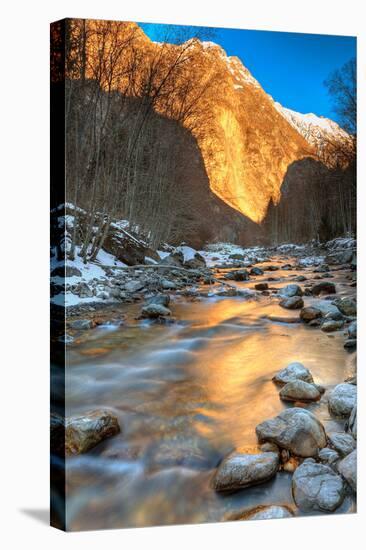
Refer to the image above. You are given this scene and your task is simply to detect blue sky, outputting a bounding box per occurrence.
[140,23,356,126]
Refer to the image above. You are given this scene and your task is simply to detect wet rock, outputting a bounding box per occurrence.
[347,405,357,439]
[125,280,145,293]
[323,310,344,321]
[250,267,264,276]
[213,451,279,492]
[295,275,307,282]
[328,383,357,417]
[348,321,357,339]
[255,282,268,291]
[318,447,340,466]
[333,297,356,316]
[308,318,322,327]
[216,287,238,297]
[146,293,170,307]
[327,432,356,457]
[267,265,279,271]
[314,300,340,317]
[344,339,357,351]
[140,303,171,319]
[256,408,326,457]
[321,320,344,332]
[279,296,304,309]
[224,269,249,281]
[337,450,356,492]
[65,410,120,455]
[279,284,303,298]
[300,307,322,323]
[69,319,93,330]
[279,380,321,402]
[273,362,314,386]
[311,281,336,296]
[229,505,294,521]
[160,279,178,290]
[292,459,345,512]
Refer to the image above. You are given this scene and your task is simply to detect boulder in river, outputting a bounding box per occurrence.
[327,432,356,457]
[250,267,264,276]
[146,293,170,307]
[279,284,303,298]
[273,362,314,386]
[328,383,357,418]
[140,303,171,319]
[344,339,357,351]
[300,307,322,323]
[311,281,336,296]
[213,451,279,492]
[224,269,249,281]
[321,320,344,332]
[292,459,346,512]
[256,408,326,457]
[255,282,268,291]
[279,296,304,310]
[279,380,321,402]
[333,297,356,316]
[65,409,120,455]
[337,449,357,492]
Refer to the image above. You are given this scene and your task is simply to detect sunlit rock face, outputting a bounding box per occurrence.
[77,21,352,223]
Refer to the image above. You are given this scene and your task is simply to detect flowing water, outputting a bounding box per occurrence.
[63,258,356,530]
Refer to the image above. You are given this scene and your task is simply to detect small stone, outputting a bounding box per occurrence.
[255,282,268,291]
[140,304,171,319]
[300,307,322,322]
[344,339,357,350]
[279,296,304,309]
[65,410,120,455]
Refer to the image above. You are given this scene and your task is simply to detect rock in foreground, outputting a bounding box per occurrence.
[292,459,345,512]
[140,303,171,319]
[227,505,294,521]
[337,449,357,492]
[328,383,357,418]
[213,451,279,492]
[65,410,120,455]
[300,307,322,323]
[327,432,356,457]
[273,362,314,386]
[256,408,326,457]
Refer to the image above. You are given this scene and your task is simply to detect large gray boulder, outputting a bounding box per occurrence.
[256,408,326,458]
[273,362,314,386]
[328,383,357,417]
[279,380,321,402]
[327,432,356,457]
[333,297,356,316]
[65,410,120,455]
[213,451,279,492]
[292,459,346,512]
[337,449,357,492]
